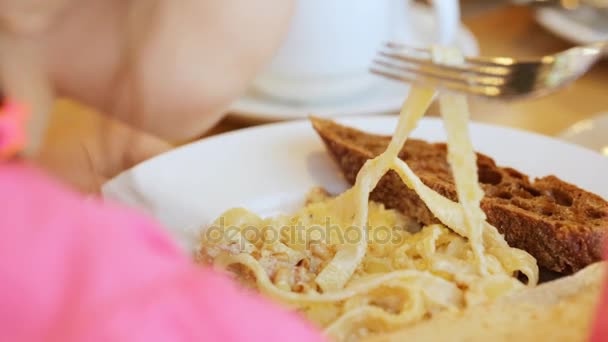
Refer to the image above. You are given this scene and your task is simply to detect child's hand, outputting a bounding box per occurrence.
[0,0,294,141]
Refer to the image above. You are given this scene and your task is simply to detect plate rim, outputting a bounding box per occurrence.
[102,115,608,254]
[104,115,608,189]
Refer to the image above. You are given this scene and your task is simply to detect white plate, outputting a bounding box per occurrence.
[536,6,608,45]
[102,116,608,253]
[227,5,479,122]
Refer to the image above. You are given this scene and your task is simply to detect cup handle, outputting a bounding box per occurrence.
[429,0,460,45]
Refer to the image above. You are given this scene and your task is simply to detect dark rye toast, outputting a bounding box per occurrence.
[311,117,608,274]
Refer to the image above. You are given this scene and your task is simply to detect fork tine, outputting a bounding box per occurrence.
[383,42,518,67]
[370,62,501,97]
[380,48,511,76]
[378,50,511,78]
[373,55,505,87]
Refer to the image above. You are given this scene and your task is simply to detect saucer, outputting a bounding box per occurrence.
[558,112,608,156]
[536,6,608,45]
[227,4,479,122]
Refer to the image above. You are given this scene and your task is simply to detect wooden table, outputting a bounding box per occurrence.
[40,6,607,192]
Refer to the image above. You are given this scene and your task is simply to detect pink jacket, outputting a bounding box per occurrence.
[2,163,605,341]
[0,162,324,341]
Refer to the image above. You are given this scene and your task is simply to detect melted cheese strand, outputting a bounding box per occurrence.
[315,87,436,292]
[391,158,538,285]
[214,253,461,304]
[324,297,426,341]
[434,46,488,275]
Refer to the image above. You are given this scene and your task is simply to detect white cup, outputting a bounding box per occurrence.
[252,0,460,103]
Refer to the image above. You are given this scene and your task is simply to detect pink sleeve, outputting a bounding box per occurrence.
[0,162,324,342]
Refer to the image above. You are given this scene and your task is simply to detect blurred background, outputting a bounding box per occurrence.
[39,1,607,192]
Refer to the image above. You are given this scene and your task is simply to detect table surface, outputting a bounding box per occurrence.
[40,6,608,192]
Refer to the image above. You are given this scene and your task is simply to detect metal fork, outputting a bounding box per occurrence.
[371,41,607,100]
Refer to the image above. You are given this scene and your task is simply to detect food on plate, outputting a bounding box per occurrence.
[368,261,606,342]
[198,183,534,340]
[194,47,602,341]
[311,117,608,274]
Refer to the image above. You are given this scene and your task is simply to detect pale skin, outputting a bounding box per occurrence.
[0,0,295,191]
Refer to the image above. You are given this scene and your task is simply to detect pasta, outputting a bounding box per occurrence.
[196,47,539,341]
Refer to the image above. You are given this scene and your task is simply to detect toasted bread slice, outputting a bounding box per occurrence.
[365,262,606,342]
[311,117,608,274]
